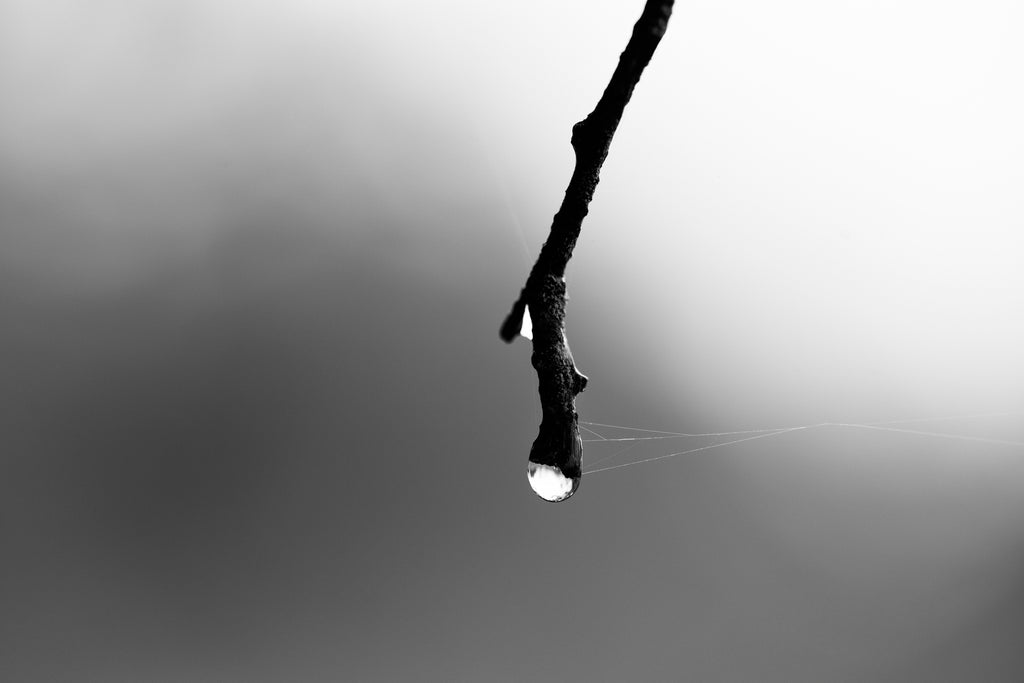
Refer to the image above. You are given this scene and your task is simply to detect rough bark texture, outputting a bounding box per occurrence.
[500,1,675,484]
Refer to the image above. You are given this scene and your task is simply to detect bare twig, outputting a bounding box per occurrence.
[501,1,675,496]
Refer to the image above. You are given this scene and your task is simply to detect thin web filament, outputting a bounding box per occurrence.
[579,412,1024,476]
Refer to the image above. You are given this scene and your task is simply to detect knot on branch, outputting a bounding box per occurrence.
[571,118,614,164]
[575,371,589,395]
[570,120,593,150]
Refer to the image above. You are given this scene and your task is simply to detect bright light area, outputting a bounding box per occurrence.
[527,462,578,502]
[520,304,533,341]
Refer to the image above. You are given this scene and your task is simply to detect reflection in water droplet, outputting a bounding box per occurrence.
[527,461,580,502]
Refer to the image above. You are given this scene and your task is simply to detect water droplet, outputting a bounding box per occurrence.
[527,461,580,502]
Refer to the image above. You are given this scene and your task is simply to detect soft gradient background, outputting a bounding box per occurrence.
[2,1,1024,681]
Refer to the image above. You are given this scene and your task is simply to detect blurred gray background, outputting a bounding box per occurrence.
[2,1,1024,681]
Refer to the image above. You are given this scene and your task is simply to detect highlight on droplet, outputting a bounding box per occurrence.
[520,304,533,340]
[527,461,580,502]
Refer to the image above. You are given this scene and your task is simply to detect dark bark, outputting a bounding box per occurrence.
[500,1,675,490]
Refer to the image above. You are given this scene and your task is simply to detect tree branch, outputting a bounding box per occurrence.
[500,1,675,500]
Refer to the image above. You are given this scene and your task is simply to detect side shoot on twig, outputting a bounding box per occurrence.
[500,1,676,501]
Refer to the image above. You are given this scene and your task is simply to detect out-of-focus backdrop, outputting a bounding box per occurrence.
[2,1,1023,680]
